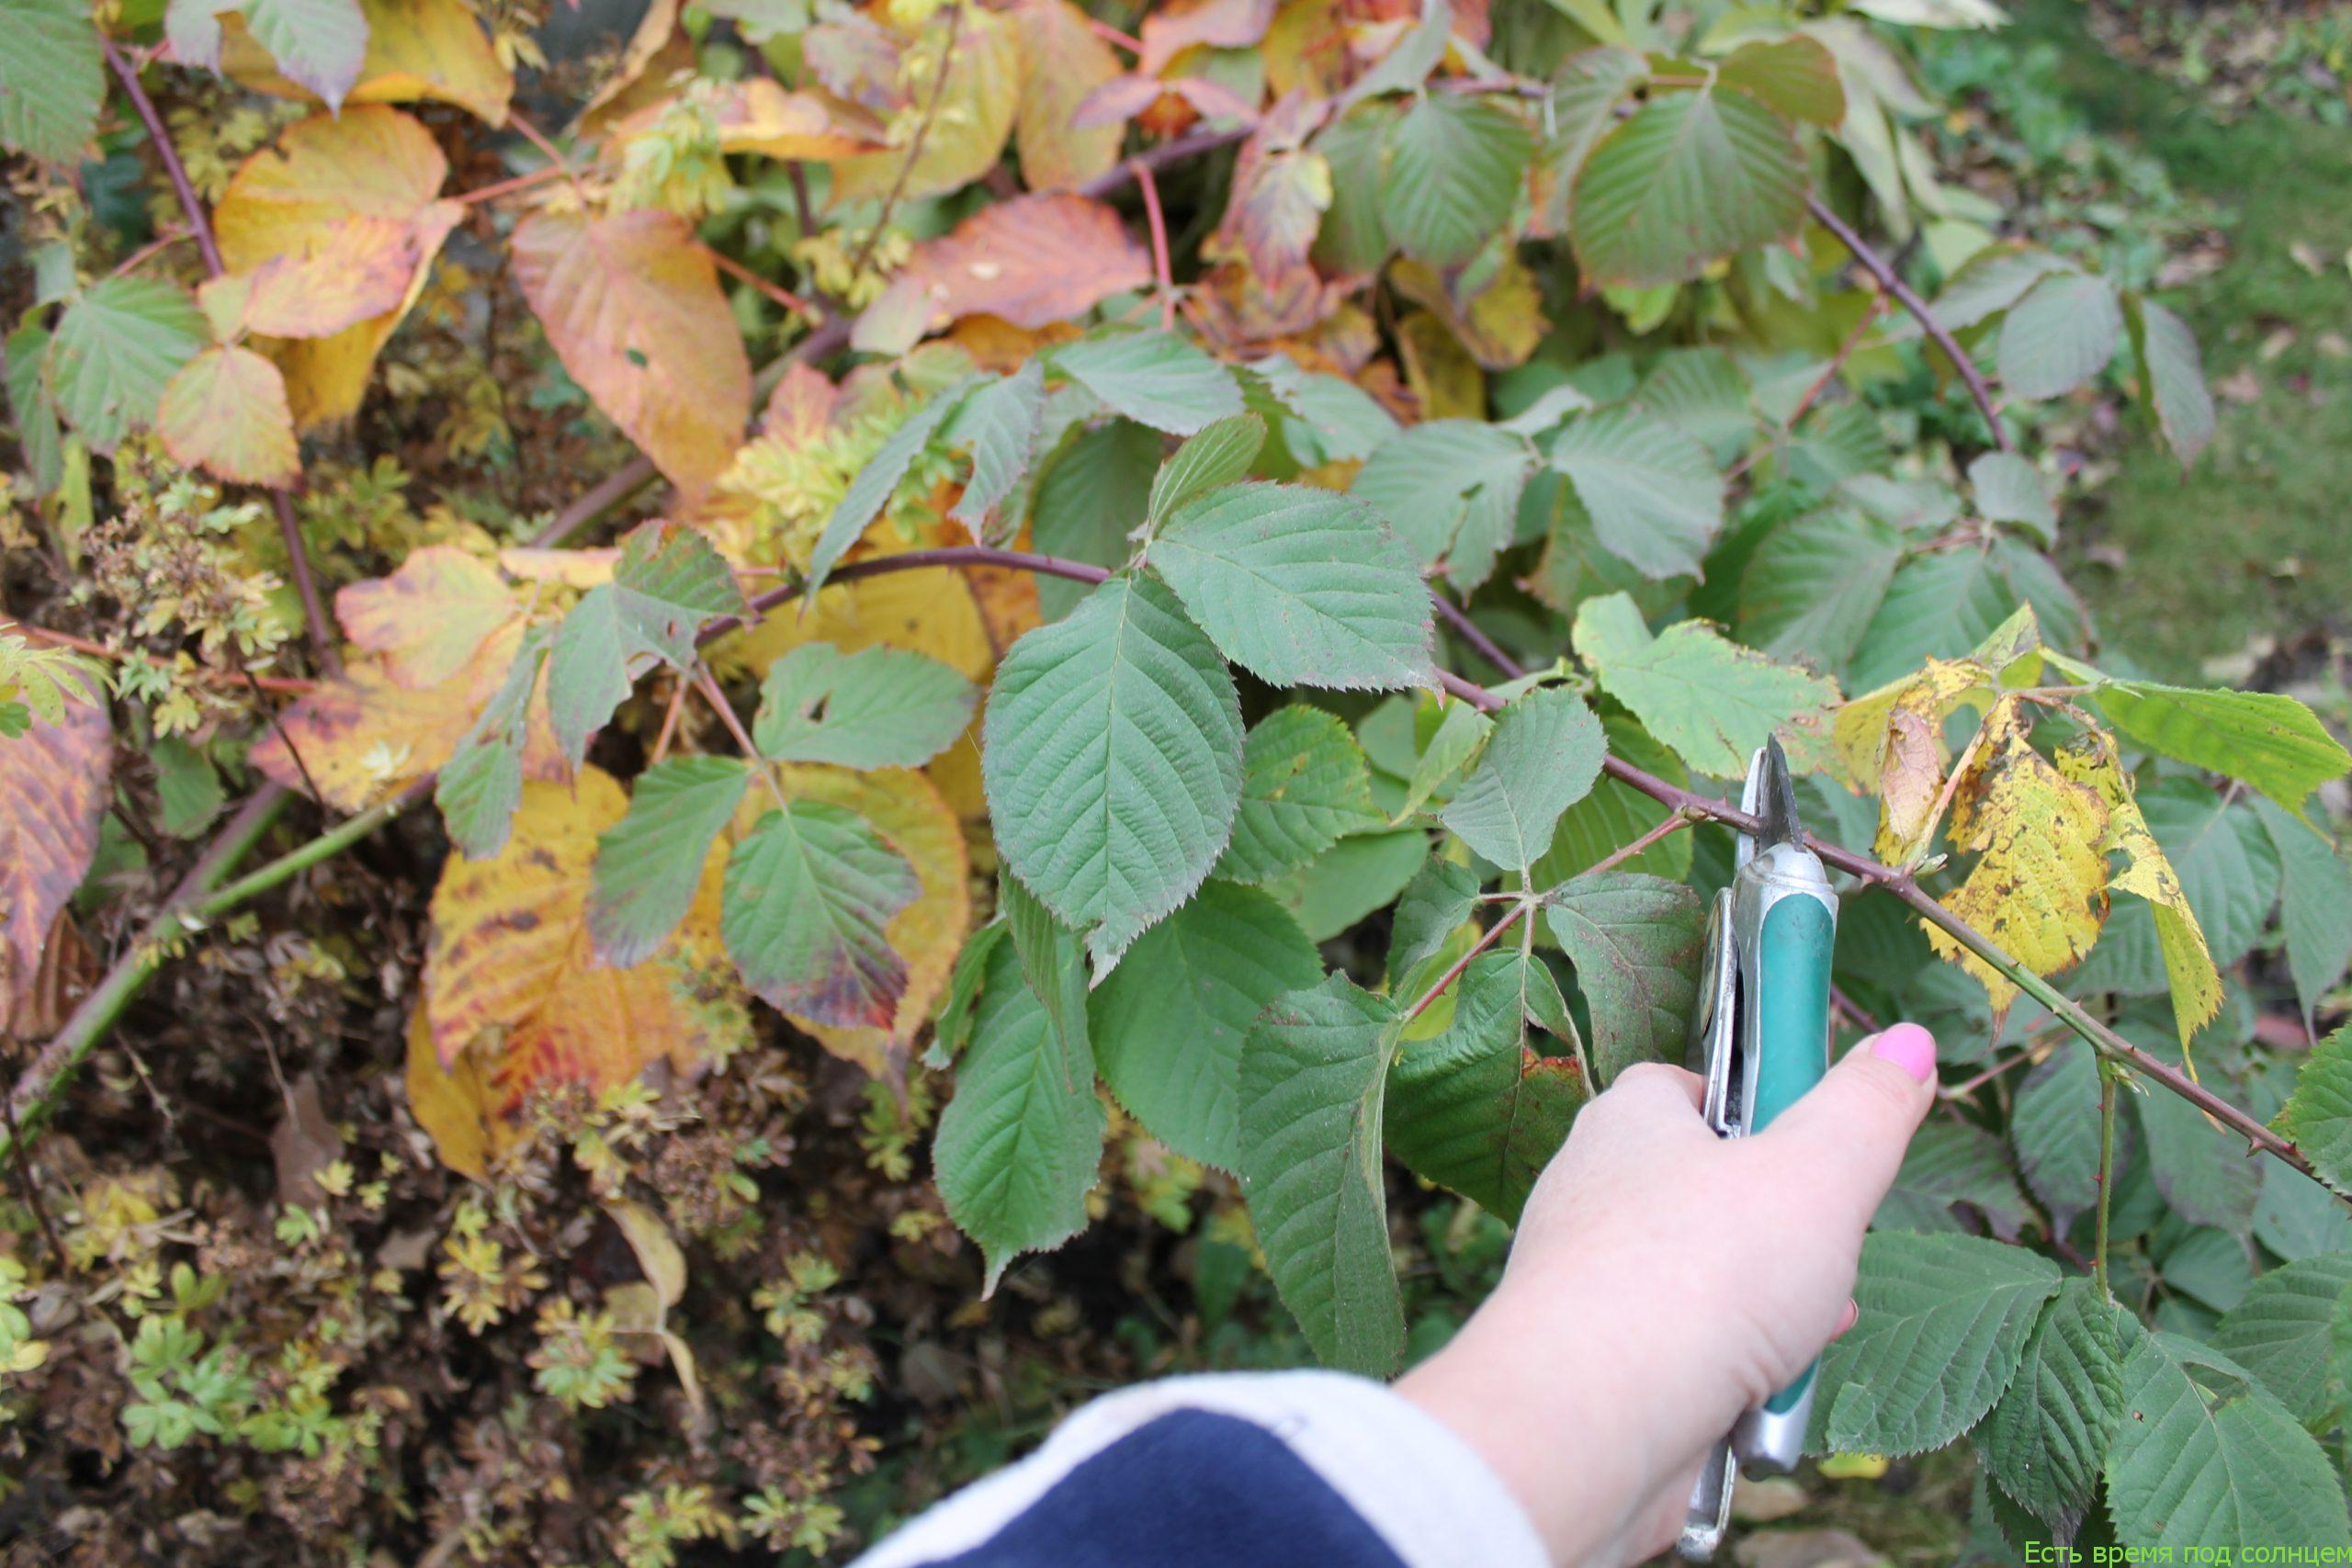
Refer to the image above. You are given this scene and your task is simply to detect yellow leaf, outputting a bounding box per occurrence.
[511,209,752,501]
[155,345,300,489]
[421,768,747,1121]
[1873,704,1944,865]
[2057,733,2224,1053]
[1391,254,1549,372]
[405,1003,494,1179]
[497,546,619,590]
[716,547,1000,685]
[1396,310,1485,420]
[1832,655,1991,792]
[772,764,970,1074]
[1922,698,2109,1026]
[214,107,455,340]
[252,624,564,808]
[1010,0,1125,192]
[601,76,888,165]
[830,9,1022,207]
[216,0,514,124]
[334,546,519,689]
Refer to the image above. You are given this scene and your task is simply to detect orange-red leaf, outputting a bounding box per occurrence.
[853,194,1152,355]
[1139,0,1274,74]
[155,344,300,489]
[334,546,519,689]
[511,208,752,500]
[0,698,109,1031]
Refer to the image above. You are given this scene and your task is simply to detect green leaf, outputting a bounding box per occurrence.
[1311,99,1401,275]
[1439,687,1605,873]
[2134,1045,2262,1235]
[2105,1333,2352,1555]
[1148,483,1435,691]
[1874,1122,2032,1239]
[240,0,368,109]
[1569,85,1807,288]
[48,276,208,452]
[2278,1025,2352,1198]
[5,323,62,495]
[1378,94,1533,270]
[151,737,225,839]
[1997,273,2122,401]
[1247,355,1400,467]
[927,920,1005,1070]
[1716,35,1844,127]
[1968,452,2057,545]
[2009,1039,2103,1234]
[1215,705,1384,886]
[752,643,977,769]
[587,756,749,969]
[1547,407,1725,581]
[1537,48,1649,236]
[1270,826,1430,942]
[934,935,1106,1292]
[1053,331,1246,435]
[1572,592,1838,778]
[1395,697,1491,823]
[1385,950,1587,1224]
[1350,420,1533,581]
[1091,880,1321,1170]
[0,0,103,163]
[1735,506,1902,672]
[1001,871,1091,1079]
[721,800,920,1029]
[2257,1165,2352,1263]
[981,573,1243,974]
[435,624,548,861]
[2095,682,2352,821]
[807,381,975,596]
[1237,975,1406,1376]
[1976,1279,2129,1534]
[1819,1231,2062,1457]
[1385,852,1480,988]
[2212,1251,2352,1425]
[1533,716,1693,885]
[1542,871,1702,1082]
[945,360,1045,532]
[1846,547,2016,694]
[1148,413,1265,524]
[1029,417,1159,617]
[2128,294,2215,470]
[2256,799,2352,1027]
[543,525,749,764]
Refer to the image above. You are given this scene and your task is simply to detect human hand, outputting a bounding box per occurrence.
[1396,1022,1939,1568]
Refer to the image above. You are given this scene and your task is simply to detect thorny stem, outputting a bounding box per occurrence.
[847,1,965,288]
[2095,1063,2118,1299]
[1431,590,1520,679]
[106,39,339,671]
[455,164,567,207]
[1133,157,1176,333]
[1583,809,1695,877]
[1726,291,1885,481]
[1805,195,2014,455]
[505,112,586,202]
[1940,1041,2043,1102]
[649,676,690,765]
[1085,15,1143,53]
[1404,898,1535,1023]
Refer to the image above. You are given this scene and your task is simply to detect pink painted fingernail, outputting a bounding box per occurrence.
[1871,1022,1937,1083]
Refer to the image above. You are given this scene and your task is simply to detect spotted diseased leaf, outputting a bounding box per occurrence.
[1008,0,1124,191]
[1976,1279,2130,1536]
[1216,705,1384,886]
[2104,1334,2352,1556]
[47,276,209,452]
[2056,734,2222,1048]
[239,0,368,110]
[587,756,750,970]
[0,0,104,163]
[1572,592,1839,779]
[1051,331,1247,435]
[1921,699,2110,1026]
[1091,879,1321,1170]
[334,547,519,691]
[2278,1025,2352,1198]
[1817,1231,2062,1457]
[1440,687,1605,874]
[413,770,748,1174]
[981,573,1243,974]
[1998,273,2122,401]
[1378,94,1533,271]
[154,346,300,490]
[853,197,1153,355]
[1570,85,1806,288]
[1543,872,1702,1083]
[1238,974,1406,1377]
[934,932,1107,1292]
[512,209,752,498]
[1548,407,1725,581]
[752,643,977,770]
[1150,484,1435,691]
[0,698,107,1033]
[1385,950,1588,1224]
[722,798,920,1029]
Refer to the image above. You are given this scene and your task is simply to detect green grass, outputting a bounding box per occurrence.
[2016,0,2352,679]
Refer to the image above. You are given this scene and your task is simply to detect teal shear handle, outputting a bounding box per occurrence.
[1747,893,1835,1419]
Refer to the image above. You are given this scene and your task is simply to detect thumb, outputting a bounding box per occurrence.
[1750,1022,1939,1225]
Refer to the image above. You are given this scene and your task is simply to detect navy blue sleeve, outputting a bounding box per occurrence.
[915,1410,1410,1568]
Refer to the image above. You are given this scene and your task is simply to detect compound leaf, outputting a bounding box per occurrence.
[1573,592,1838,778]
[752,643,978,770]
[1216,705,1384,886]
[1543,871,1702,1082]
[587,755,750,970]
[1440,686,1605,873]
[1976,1278,2130,1534]
[721,798,920,1029]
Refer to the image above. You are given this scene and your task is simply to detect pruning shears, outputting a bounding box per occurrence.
[1677,738,1839,1562]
